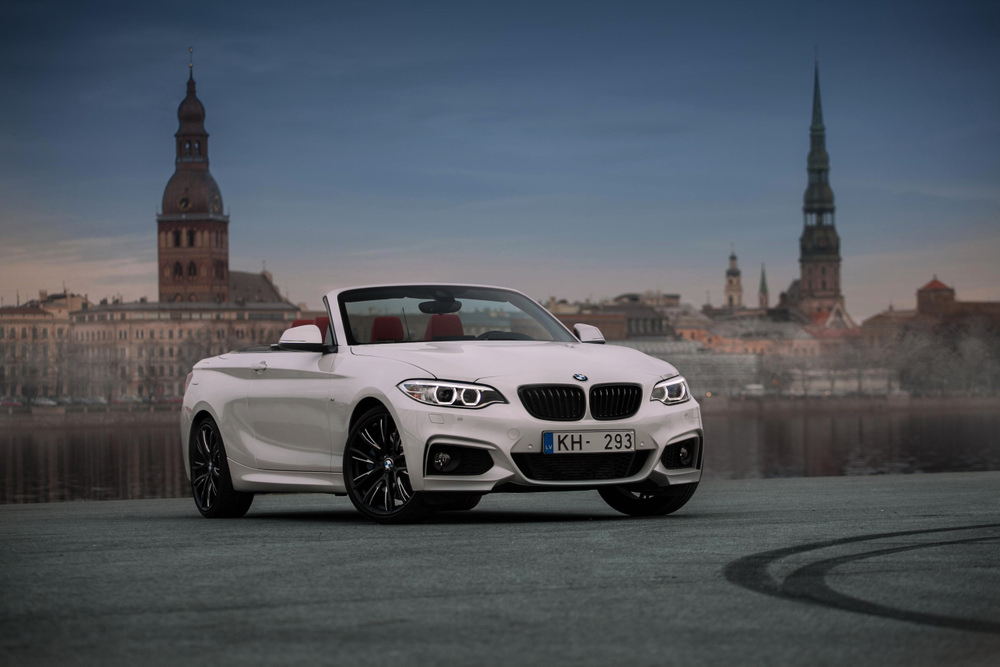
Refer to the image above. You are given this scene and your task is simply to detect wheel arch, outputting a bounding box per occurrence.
[182,407,219,477]
[349,396,388,432]
[187,407,221,448]
[186,408,254,519]
[190,408,216,428]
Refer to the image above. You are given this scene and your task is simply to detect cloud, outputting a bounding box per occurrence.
[0,235,157,305]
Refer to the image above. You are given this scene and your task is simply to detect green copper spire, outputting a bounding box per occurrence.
[811,59,824,132]
[759,264,768,295]
[795,55,845,316]
[803,57,834,223]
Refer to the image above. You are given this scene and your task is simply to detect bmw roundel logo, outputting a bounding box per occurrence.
[573,374,588,382]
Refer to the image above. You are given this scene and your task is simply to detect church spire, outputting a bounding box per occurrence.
[176,63,208,168]
[758,264,769,309]
[811,58,824,132]
[803,58,834,226]
[796,56,844,316]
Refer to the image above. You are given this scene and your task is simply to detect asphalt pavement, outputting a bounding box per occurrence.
[2,472,999,666]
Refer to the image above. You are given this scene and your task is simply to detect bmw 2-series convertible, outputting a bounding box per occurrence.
[181,284,703,523]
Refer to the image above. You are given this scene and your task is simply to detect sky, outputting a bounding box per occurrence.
[1,0,998,320]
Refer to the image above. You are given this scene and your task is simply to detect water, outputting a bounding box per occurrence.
[701,411,1000,479]
[2,425,188,503]
[2,410,998,503]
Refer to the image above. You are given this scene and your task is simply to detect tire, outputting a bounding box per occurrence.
[426,493,483,512]
[598,482,698,517]
[344,406,428,524]
[190,416,254,518]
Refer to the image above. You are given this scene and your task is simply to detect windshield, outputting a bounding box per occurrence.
[338,285,577,345]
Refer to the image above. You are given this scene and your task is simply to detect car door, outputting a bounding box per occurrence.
[243,349,339,472]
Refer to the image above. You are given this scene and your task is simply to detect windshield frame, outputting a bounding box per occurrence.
[336,284,577,346]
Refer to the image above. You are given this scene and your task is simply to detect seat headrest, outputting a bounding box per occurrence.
[424,314,464,340]
[371,316,405,343]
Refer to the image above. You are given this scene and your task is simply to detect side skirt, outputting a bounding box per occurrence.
[228,459,346,494]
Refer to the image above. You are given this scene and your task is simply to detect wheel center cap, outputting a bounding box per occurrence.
[382,458,394,471]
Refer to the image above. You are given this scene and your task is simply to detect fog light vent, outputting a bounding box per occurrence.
[425,444,494,476]
[661,437,701,470]
[432,449,458,473]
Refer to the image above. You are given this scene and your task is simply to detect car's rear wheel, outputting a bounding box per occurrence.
[344,406,427,524]
[190,416,254,518]
[598,482,698,517]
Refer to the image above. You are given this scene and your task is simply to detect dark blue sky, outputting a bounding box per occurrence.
[2,0,998,318]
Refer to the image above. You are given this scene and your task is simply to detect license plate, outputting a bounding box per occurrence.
[542,430,635,454]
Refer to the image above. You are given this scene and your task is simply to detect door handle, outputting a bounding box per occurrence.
[251,360,268,373]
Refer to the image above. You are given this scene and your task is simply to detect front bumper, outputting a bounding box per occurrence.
[388,394,704,493]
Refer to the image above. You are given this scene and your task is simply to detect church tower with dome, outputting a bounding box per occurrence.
[157,63,230,303]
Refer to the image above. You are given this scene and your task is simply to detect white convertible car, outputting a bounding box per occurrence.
[181,284,703,523]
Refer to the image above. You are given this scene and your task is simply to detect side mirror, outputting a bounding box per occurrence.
[573,323,606,344]
[278,324,327,352]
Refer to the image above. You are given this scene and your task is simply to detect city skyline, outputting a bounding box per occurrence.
[1,1,998,320]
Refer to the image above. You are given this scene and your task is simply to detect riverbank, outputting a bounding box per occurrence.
[0,405,182,428]
[2,395,998,428]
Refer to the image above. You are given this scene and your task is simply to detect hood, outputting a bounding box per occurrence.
[350,340,678,385]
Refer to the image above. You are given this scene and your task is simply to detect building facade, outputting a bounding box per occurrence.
[0,292,89,399]
[862,277,1000,348]
[70,300,296,400]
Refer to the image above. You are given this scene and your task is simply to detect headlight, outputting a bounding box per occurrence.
[398,380,507,409]
[651,376,690,405]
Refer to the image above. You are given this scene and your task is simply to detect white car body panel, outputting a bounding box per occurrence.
[181,283,703,514]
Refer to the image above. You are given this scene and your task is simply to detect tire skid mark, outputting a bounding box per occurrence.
[723,523,1000,634]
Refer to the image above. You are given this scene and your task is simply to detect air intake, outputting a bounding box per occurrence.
[589,384,642,420]
[512,451,650,481]
[518,385,585,421]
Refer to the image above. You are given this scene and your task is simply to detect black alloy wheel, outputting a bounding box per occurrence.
[344,406,427,524]
[598,482,699,517]
[190,416,254,518]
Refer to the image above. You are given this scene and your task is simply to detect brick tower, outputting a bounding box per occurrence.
[157,62,230,303]
[724,248,743,308]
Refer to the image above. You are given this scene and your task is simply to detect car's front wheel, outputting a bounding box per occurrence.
[344,406,427,524]
[189,416,254,518]
[598,482,698,517]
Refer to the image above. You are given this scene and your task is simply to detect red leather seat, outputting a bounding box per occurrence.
[424,314,464,340]
[371,316,405,343]
[314,317,330,343]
